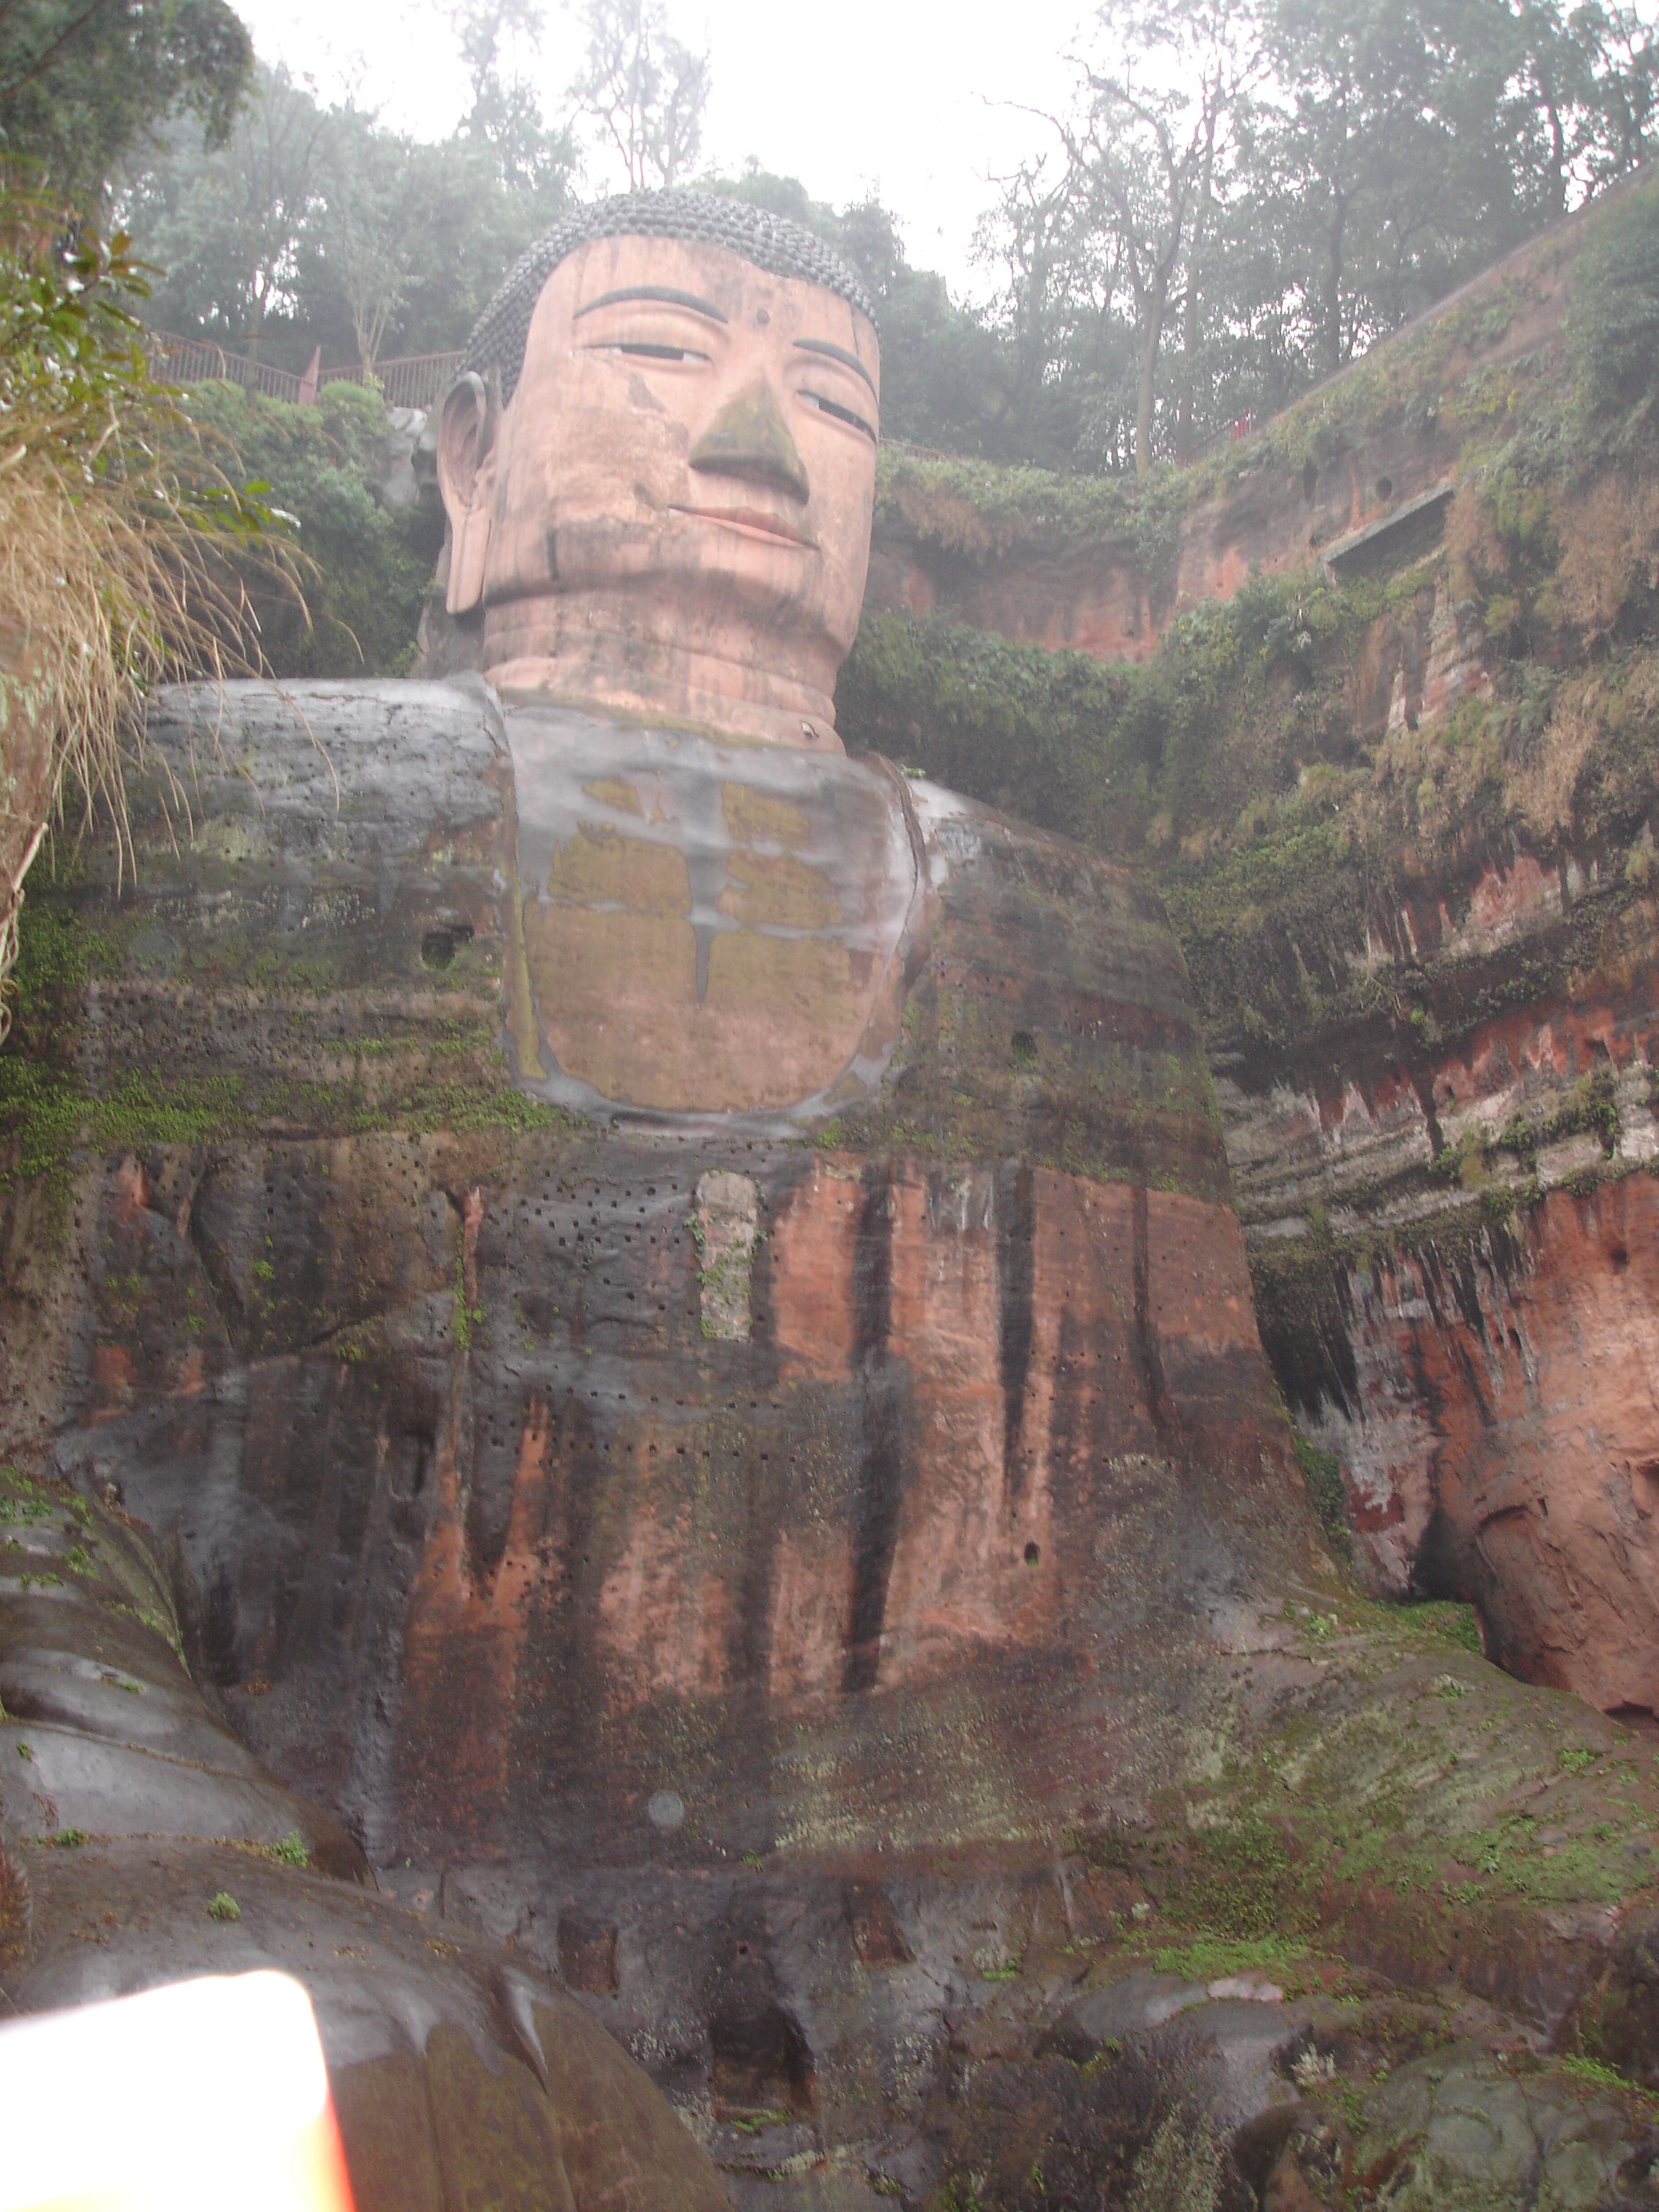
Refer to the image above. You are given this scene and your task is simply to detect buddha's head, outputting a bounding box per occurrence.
[438,192,881,749]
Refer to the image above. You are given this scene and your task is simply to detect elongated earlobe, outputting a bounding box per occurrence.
[436,372,498,616]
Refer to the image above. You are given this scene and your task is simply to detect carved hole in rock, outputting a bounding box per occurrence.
[420,922,474,969]
[1024,1541,1040,1566]
[202,1565,240,1688]
[709,2002,815,2121]
[1611,1243,1630,1273]
[557,1910,619,1993]
[1376,475,1393,500]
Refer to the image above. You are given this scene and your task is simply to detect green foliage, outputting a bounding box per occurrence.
[177,379,438,676]
[874,448,1189,567]
[0,0,252,210]
[1151,1934,1310,1982]
[0,177,293,1040]
[1173,1815,1307,1941]
[838,612,1130,844]
[206,1890,240,1920]
[125,53,576,374]
[1560,2051,1641,2092]
[1394,1601,1485,1654]
[51,1827,88,1847]
[1570,178,1659,413]
[271,1830,310,1868]
[1292,1433,1352,1558]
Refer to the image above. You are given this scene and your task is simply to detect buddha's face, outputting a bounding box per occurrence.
[438,233,880,727]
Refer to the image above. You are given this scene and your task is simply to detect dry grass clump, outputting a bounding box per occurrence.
[0,180,300,1043]
[1508,673,1605,840]
[1555,475,1659,644]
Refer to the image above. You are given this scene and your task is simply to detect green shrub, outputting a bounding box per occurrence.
[179,379,440,676]
[1571,178,1659,412]
[836,611,1131,843]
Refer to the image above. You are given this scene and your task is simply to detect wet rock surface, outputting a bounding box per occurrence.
[1,681,1304,1871]
[4,679,1659,2206]
[1227,782,1659,1722]
[0,1467,728,2209]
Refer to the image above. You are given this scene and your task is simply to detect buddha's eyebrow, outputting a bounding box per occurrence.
[575,286,728,324]
[794,338,876,394]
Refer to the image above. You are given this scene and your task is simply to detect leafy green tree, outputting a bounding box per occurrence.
[303,107,410,371]
[121,62,328,367]
[122,22,576,371]
[177,377,439,675]
[0,0,251,209]
[1251,0,1655,377]
[1503,1,1657,216]
[969,144,1111,467]
[965,0,1658,477]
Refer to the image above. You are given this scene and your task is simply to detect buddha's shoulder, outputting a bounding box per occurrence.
[141,676,511,858]
[138,678,1175,974]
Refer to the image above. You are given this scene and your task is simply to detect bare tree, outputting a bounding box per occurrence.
[1079,0,1254,476]
[567,0,710,192]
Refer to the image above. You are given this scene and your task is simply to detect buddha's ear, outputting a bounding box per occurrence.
[437,371,499,616]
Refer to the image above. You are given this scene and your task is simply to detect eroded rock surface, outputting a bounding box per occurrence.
[1225,763,1659,1722]
[0,1465,728,2212]
[6,679,1659,2206]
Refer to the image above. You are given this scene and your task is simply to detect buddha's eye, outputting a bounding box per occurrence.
[611,341,708,364]
[799,390,876,442]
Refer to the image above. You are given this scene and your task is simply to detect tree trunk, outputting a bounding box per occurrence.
[1175,274,1200,464]
[1176,120,1216,465]
[1323,192,1346,377]
[1135,271,1170,480]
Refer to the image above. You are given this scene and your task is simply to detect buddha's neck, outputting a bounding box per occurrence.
[481,592,846,752]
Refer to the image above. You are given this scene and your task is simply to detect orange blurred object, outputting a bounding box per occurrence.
[0,1971,355,2212]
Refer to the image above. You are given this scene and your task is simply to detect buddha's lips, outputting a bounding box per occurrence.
[669,504,818,549]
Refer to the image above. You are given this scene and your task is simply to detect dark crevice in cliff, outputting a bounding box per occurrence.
[730,1431,786,1699]
[200,1561,241,1688]
[997,1161,1036,1503]
[1412,1501,1498,1663]
[1251,1253,1360,1424]
[844,1166,902,1695]
[1043,1300,1090,1529]
[1130,1184,1171,1442]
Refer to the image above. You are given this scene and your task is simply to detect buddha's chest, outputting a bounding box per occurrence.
[503,708,921,1119]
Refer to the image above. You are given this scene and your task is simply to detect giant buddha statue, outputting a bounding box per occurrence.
[2,195,1323,2187]
[431,195,910,1120]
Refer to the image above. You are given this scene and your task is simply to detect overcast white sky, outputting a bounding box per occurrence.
[231,0,1092,298]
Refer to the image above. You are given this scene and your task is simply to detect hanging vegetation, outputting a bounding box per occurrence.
[0,175,297,1043]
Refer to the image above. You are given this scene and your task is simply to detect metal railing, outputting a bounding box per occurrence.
[144,329,305,403]
[143,330,462,412]
[318,352,462,409]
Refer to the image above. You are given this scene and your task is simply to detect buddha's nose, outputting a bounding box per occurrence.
[688,379,809,503]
